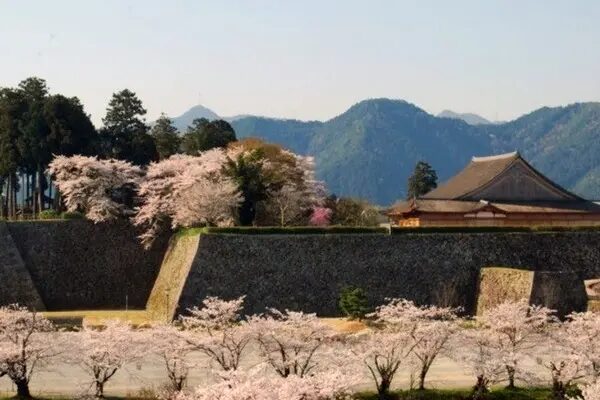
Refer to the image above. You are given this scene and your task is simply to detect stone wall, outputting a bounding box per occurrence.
[5,220,169,310]
[174,231,600,317]
[0,223,45,310]
[2,223,600,316]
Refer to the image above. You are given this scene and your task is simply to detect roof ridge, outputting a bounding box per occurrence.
[472,151,519,162]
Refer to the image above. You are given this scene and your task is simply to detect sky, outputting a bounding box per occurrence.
[1,0,600,126]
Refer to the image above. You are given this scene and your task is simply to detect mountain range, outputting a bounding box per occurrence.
[170,99,600,205]
[436,110,498,125]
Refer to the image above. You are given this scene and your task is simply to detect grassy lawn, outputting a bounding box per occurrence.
[42,311,367,332]
[42,310,152,326]
[0,388,563,400]
[357,387,558,400]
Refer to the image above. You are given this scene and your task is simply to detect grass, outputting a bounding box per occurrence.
[42,310,365,332]
[42,310,152,326]
[356,387,556,400]
[178,226,388,236]
[320,317,368,333]
[0,388,563,400]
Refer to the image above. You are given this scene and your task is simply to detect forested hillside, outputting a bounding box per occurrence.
[233,99,600,205]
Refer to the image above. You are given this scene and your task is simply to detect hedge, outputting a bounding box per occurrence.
[178,226,389,236]
[177,225,600,236]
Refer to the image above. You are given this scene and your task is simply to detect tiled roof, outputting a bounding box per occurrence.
[423,152,519,200]
[389,198,600,216]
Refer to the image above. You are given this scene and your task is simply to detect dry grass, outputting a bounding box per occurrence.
[43,311,367,332]
[320,317,368,333]
[42,310,152,326]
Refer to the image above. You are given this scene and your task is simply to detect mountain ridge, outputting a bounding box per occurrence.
[437,110,495,125]
[231,99,600,204]
[163,99,600,205]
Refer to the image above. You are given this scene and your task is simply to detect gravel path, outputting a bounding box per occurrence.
[0,344,549,397]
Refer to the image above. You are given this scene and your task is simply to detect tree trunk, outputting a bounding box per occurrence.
[8,174,17,219]
[552,379,567,400]
[472,375,489,400]
[95,380,104,398]
[0,177,4,219]
[378,377,391,400]
[26,174,30,209]
[15,378,31,398]
[48,178,53,210]
[506,365,516,389]
[20,173,24,213]
[37,166,44,212]
[418,364,430,390]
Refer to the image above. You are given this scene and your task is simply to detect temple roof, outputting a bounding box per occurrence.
[388,198,600,216]
[423,151,580,201]
[389,151,600,216]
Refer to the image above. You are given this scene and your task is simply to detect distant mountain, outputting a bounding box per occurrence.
[170,105,221,131]
[437,110,494,125]
[483,102,600,199]
[232,99,600,204]
[233,99,491,204]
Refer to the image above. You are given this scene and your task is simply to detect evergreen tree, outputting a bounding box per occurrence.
[15,78,50,212]
[150,114,181,159]
[406,161,437,199]
[223,151,270,226]
[181,118,236,155]
[44,95,97,157]
[99,89,157,165]
[0,88,26,218]
[338,286,369,320]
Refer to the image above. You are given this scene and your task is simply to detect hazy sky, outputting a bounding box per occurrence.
[1,1,600,125]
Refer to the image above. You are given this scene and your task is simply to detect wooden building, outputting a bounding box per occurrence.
[388,151,600,227]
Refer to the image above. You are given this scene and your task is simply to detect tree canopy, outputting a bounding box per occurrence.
[99,89,158,165]
[150,114,181,160]
[406,161,438,199]
[181,118,236,155]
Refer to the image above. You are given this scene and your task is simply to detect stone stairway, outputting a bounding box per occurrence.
[0,222,45,310]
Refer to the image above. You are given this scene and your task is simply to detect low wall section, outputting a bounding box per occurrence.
[1,222,600,316]
[4,220,169,310]
[173,231,600,317]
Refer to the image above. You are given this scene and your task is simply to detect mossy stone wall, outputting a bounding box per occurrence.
[5,220,169,310]
[175,232,600,316]
[3,224,600,316]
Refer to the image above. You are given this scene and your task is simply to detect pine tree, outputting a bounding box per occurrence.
[99,89,158,165]
[150,114,181,159]
[406,161,437,199]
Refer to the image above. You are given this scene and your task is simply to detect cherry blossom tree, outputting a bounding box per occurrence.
[536,323,586,400]
[0,304,58,398]
[349,330,416,399]
[266,154,325,226]
[174,369,358,400]
[133,150,241,247]
[48,155,143,222]
[452,328,506,399]
[576,380,600,400]
[562,311,600,379]
[247,309,335,378]
[477,300,555,389]
[371,298,460,390]
[180,296,251,372]
[69,320,143,397]
[148,323,196,392]
[309,207,332,226]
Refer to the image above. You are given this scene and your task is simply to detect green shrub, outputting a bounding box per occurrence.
[38,209,60,220]
[196,226,388,235]
[61,211,84,220]
[338,286,370,320]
